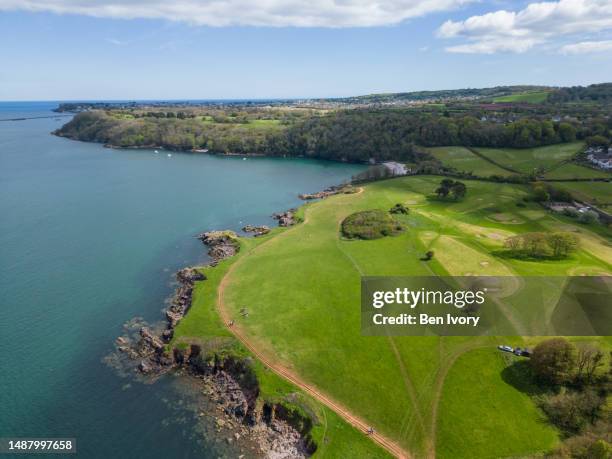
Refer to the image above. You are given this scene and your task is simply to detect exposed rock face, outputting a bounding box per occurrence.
[115,266,207,374]
[272,210,296,227]
[166,267,205,328]
[112,222,319,457]
[242,224,271,237]
[140,327,165,351]
[197,230,240,265]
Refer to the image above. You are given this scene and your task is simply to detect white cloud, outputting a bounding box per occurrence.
[437,0,612,53]
[105,38,125,45]
[446,38,539,54]
[0,0,474,27]
[560,39,612,53]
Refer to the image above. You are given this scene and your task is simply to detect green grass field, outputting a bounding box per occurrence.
[428,146,517,177]
[172,234,392,458]
[554,181,612,206]
[474,142,584,174]
[544,162,612,180]
[178,176,611,457]
[492,91,550,103]
[436,349,558,458]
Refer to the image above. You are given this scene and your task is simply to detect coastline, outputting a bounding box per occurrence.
[52,129,364,164]
[111,208,317,458]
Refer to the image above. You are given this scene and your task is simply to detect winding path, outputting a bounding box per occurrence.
[215,188,412,459]
[217,260,411,458]
[214,187,493,459]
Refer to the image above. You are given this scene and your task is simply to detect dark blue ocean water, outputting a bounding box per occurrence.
[0,102,364,458]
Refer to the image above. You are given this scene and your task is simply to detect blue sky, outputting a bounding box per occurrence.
[1,0,611,100]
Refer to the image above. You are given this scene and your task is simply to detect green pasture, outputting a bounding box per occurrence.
[436,348,558,459]
[213,176,610,457]
[544,162,611,180]
[428,146,516,177]
[173,233,391,459]
[554,181,612,206]
[492,91,550,103]
[474,142,584,174]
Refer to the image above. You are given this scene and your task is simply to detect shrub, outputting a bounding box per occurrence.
[578,210,599,225]
[341,210,404,240]
[532,183,550,202]
[389,203,409,214]
[563,207,580,218]
[531,182,573,203]
[422,250,435,261]
[586,135,610,148]
[537,390,604,435]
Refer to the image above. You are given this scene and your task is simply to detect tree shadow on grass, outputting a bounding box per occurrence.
[425,195,463,204]
[491,249,570,262]
[501,360,549,397]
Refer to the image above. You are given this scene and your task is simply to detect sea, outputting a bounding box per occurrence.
[0,102,365,458]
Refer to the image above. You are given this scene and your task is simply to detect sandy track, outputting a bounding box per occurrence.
[215,187,411,458]
[217,268,411,458]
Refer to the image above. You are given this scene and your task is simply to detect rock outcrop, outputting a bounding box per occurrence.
[242,224,270,237]
[166,267,205,328]
[197,230,240,265]
[116,266,206,374]
[112,217,325,456]
[272,210,296,227]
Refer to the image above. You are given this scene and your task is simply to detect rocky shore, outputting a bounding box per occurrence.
[196,230,241,265]
[112,216,318,458]
[298,184,356,200]
[272,209,297,227]
[242,224,271,237]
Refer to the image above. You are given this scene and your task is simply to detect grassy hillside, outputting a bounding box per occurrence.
[428,146,517,177]
[436,349,558,459]
[172,234,392,459]
[194,176,612,457]
[554,181,612,206]
[544,162,611,180]
[473,142,584,174]
[492,91,550,103]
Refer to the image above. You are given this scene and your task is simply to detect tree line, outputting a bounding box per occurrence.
[56,108,599,164]
[527,338,611,458]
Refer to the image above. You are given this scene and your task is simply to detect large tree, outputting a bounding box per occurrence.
[531,338,576,385]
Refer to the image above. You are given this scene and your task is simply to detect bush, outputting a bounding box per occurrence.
[578,210,599,225]
[422,250,435,261]
[563,207,580,218]
[537,390,604,435]
[552,423,612,459]
[389,203,409,214]
[586,135,610,148]
[531,182,573,203]
[341,210,404,240]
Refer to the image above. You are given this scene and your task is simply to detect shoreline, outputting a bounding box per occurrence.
[52,130,369,164]
[112,207,316,457]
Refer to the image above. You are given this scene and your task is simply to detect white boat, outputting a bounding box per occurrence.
[167,154,172,158]
[154,150,159,154]
[243,157,247,160]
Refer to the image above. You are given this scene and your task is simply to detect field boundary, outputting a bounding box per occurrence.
[465,147,522,175]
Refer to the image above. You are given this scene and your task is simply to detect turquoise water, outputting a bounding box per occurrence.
[0,102,365,458]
